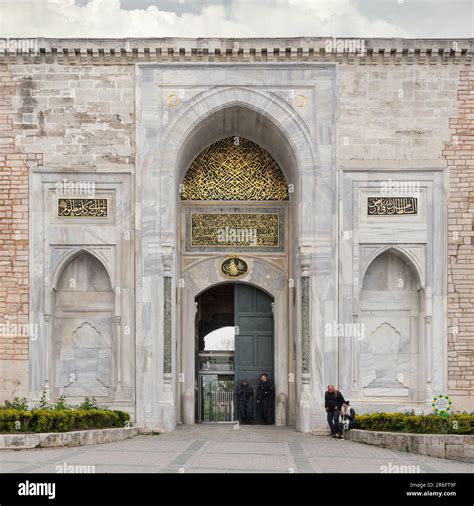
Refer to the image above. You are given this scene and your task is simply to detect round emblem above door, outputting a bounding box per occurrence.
[221,256,248,279]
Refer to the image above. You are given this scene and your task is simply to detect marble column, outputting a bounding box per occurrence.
[160,247,176,431]
[297,250,312,432]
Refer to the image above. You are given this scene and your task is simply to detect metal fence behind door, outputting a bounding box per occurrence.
[210,390,234,422]
[199,376,235,423]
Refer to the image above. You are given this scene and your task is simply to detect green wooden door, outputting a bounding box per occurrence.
[234,283,274,424]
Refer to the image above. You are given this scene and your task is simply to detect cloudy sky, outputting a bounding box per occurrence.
[0,0,472,38]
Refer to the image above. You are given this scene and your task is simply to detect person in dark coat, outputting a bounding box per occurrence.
[235,379,253,424]
[256,373,274,424]
[324,384,345,438]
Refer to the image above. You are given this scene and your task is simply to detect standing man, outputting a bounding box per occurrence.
[256,373,274,424]
[235,378,253,424]
[325,384,345,438]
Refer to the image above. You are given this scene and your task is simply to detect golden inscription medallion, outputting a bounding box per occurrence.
[221,256,248,279]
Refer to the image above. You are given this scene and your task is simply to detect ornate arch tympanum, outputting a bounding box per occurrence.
[181,136,289,201]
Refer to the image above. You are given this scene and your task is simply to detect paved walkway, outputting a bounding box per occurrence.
[1,425,473,474]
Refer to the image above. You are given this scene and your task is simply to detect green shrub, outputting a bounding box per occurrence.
[53,395,70,411]
[113,409,130,427]
[0,391,131,433]
[0,410,32,432]
[356,412,474,435]
[0,408,130,433]
[78,397,100,410]
[37,388,51,410]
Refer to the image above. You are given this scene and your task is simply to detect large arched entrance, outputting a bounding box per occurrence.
[196,283,274,424]
[135,71,332,432]
[178,132,293,428]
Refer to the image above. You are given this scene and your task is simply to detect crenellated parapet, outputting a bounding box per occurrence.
[0,37,472,65]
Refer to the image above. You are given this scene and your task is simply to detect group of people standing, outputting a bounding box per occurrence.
[235,379,355,434]
[235,373,274,425]
[325,384,356,439]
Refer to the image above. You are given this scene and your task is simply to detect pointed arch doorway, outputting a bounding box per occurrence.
[178,132,294,428]
[196,282,274,424]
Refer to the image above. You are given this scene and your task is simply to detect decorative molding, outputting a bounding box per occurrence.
[161,246,174,275]
[299,247,313,277]
[1,38,472,65]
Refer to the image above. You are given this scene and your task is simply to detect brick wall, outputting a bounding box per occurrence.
[445,69,474,409]
[0,63,41,399]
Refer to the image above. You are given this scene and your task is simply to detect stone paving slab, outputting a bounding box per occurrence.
[204,441,286,454]
[0,425,473,474]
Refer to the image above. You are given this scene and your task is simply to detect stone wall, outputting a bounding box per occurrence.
[444,69,474,410]
[0,60,134,402]
[10,64,134,171]
[0,38,472,415]
[346,429,474,463]
[338,63,459,166]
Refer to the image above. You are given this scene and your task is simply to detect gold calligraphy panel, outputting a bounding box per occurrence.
[367,197,418,216]
[58,198,108,218]
[191,213,280,247]
[181,137,289,201]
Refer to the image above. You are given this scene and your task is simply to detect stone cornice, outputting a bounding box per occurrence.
[1,37,472,65]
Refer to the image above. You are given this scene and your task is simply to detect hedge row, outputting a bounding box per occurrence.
[0,409,130,433]
[356,413,474,435]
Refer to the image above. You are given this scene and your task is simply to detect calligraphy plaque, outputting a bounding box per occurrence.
[58,198,108,218]
[191,212,279,248]
[367,197,418,216]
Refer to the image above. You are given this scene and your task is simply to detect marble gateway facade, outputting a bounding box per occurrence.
[0,38,473,432]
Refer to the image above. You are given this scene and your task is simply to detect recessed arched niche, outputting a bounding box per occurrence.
[359,249,423,399]
[53,251,115,400]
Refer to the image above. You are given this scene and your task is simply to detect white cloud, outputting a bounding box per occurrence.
[0,0,415,38]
